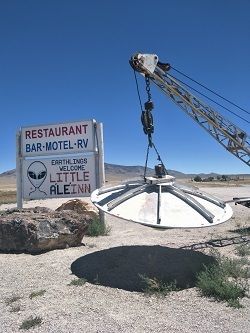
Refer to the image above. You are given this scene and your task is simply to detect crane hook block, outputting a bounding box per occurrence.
[155,164,167,178]
[144,101,154,112]
[141,110,154,135]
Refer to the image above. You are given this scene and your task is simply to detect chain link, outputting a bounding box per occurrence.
[145,76,152,101]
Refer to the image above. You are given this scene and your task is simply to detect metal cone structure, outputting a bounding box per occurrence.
[91,174,233,229]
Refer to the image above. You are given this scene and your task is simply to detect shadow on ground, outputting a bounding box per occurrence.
[71,245,215,292]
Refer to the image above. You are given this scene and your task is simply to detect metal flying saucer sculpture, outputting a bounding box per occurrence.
[91,172,233,229]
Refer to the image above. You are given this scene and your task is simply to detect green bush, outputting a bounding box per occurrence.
[68,278,87,286]
[227,299,244,309]
[29,290,46,299]
[196,255,249,308]
[220,256,249,279]
[86,218,111,237]
[19,316,42,330]
[193,176,202,182]
[236,244,250,257]
[139,274,179,296]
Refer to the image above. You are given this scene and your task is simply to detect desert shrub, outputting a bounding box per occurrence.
[86,218,111,237]
[220,256,249,279]
[5,295,22,306]
[29,290,46,299]
[227,299,244,309]
[139,274,179,296]
[196,255,249,308]
[193,176,202,182]
[19,316,42,330]
[235,243,250,257]
[230,226,250,236]
[9,305,21,312]
[68,278,87,286]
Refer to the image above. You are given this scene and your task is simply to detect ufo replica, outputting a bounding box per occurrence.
[91,166,233,229]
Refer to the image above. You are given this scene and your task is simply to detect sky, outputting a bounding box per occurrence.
[0,0,249,174]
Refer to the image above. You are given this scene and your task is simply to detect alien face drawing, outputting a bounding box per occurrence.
[27,161,47,196]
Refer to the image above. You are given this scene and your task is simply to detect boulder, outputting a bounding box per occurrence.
[0,206,93,253]
[56,199,99,219]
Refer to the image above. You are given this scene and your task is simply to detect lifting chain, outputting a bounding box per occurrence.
[145,75,152,101]
[141,75,154,147]
[142,76,168,179]
[132,69,168,180]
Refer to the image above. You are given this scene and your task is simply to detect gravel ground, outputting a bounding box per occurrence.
[0,186,249,333]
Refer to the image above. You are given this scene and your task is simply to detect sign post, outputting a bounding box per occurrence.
[16,131,23,209]
[95,122,105,223]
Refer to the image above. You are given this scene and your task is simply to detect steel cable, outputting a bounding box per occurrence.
[165,73,250,125]
[171,66,250,116]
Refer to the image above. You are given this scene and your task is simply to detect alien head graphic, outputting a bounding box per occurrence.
[27,161,47,189]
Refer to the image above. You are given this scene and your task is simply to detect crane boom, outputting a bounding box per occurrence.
[130,53,250,167]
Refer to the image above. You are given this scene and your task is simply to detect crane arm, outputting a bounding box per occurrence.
[130,53,250,167]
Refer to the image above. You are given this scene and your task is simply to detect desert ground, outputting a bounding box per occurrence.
[0,179,249,332]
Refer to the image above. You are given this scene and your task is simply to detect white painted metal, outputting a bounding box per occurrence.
[91,176,233,229]
[133,54,159,74]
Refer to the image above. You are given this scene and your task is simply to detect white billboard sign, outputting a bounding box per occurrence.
[21,120,95,157]
[22,155,96,199]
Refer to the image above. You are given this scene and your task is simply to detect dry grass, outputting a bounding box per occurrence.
[19,316,42,330]
[29,290,46,299]
[5,295,22,306]
[0,190,16,204]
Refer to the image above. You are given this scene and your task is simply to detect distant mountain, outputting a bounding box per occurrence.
[103,163,188,179]
[0,164,248,180]
[105,163,150,175]
[0,164,187,180]
[0,169,16,177]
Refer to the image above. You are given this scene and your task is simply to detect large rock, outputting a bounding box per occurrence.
[0,206,93,253]
[56,199,99,219]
